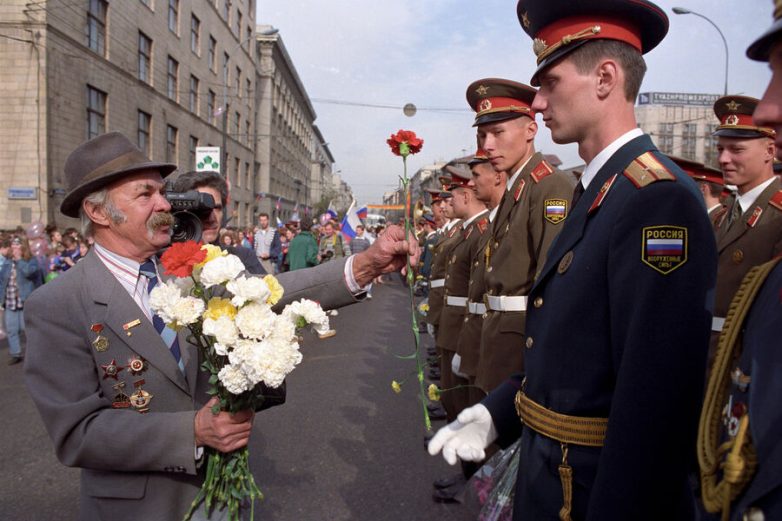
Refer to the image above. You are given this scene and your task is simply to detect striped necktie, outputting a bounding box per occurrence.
[139,260,185,373]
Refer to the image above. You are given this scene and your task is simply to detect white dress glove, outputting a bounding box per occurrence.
[451,353,468,379]
[427,403,498,465]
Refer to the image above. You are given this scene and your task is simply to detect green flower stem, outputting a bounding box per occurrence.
[401,155,432,432]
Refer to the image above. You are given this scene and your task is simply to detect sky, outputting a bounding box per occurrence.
[258,0,772,205]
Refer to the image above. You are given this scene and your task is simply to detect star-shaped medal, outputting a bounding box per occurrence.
[101,359,124,380]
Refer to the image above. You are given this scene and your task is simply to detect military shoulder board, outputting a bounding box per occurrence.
[464,226,473,240]
[476,217,489,234]
[588,174,618,214]
[770,190,782,211]
[514,179,526,202]
[747,206,763,228]
[448,225,460,238]
[623,152,676,188]
[530,160,554,183]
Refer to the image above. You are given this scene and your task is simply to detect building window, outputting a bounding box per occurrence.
[207,89,216,124]
[208,36,216,73]
[245,161,250,189]
[189,135,198,168]
[167,56,178,101]
[189,75,199,113]
[704,124,718,166]
[234,110,241,135]
[190,15,200,54]
[87,0,107,56]
[682,123,698,159]
[235,66,241,97]
[138,32,152,84]
[223,52,230,83]
[166,125,178,162]
[86,85,106,139]
[245,119,251,146]
[657,122,674,154]
[234,157,240,190]
[246,27,253,57]
[222,0,231,21]
[168,0,179,34]
[235,10,242,35]
[138,110,151,154]
[246,78,252,100]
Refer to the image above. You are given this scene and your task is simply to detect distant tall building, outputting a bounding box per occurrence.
[0,2,344,230]
[635,92,721,167]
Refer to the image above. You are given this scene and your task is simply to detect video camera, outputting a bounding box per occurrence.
[166,190,215,243]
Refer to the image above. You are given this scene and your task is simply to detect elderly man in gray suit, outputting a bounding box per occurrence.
[24,132,417,521]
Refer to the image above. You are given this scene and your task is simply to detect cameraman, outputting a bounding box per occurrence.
[170,170,265,274]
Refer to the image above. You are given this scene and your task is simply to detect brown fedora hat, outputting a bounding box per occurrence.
[60,132,177,218]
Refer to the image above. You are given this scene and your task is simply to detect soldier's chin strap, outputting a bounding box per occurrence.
[698,258,781,520]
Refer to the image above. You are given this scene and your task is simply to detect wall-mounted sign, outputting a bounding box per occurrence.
[8,187,38,200]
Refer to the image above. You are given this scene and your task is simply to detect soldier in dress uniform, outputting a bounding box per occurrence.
[466,77,573,395]
[430,1,717,520]
[669,155,727,230]
[456,150,507,406]
[709,96,782,361]
[417,212,438,285]
[696,4,782,520]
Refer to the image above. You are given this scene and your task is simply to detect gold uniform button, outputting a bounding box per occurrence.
[482,312,488,318]
[464,317,469,323]
[732,249,744,264]
[534,297,543,308]
[494,241,500,248]
[743,507,765,521]
[474,261,479,267]
[487,266,493,272]
[525,337,534,349]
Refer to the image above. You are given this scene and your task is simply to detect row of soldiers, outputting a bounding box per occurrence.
[417,0,782,518]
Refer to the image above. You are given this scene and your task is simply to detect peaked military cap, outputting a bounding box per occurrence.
[466,78,537,126]
[442,163,473,190]
[425,188,447,204]
[747,0,782,61]
[667,155,723,186]
[515,0,669,85]
[468,148,490,167]
[713,95,776,139]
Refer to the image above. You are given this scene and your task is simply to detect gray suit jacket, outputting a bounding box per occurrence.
[24,249,358,520]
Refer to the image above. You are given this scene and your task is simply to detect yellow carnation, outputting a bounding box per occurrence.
[391,380,402,394]
[196,244,227,268]
[427,384,440,401]
[203,297,237,320]
[264,274,284,305]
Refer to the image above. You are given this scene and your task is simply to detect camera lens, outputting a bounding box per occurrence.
[171,211,203,243]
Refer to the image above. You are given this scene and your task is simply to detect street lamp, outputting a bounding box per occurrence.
[672,7,729,95]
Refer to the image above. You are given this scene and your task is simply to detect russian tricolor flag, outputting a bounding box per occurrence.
[356,207,368,220]
[646,239,683,256]
[340,200,362,241]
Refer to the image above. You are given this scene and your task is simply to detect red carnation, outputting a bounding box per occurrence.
[387,129,423,157]
[160,241,207,277]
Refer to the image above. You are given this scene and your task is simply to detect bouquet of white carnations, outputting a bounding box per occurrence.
[149,241,329,521]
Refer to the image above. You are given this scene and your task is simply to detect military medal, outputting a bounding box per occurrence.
[111,381,131,409]
[127,356,147,376]
[130,379,153,413]
[484,243,491,269]
[123,319,142,337]
[100,359,124,380]
[588,174,618,214]
[91,324,109,352]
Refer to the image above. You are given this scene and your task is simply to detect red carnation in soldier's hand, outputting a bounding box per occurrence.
[160,241,207,277]
[387,129,424,157]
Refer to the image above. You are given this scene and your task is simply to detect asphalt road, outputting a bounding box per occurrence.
[0,277,473,521]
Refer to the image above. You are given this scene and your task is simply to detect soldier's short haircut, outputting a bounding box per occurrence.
[567,39,647,103]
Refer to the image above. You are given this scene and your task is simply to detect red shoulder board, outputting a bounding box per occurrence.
[588,174,618,214]
[476,217,489,234]
[770,190,782,211]
[514,179,526,202]
[531,160,554,183]
[747,206,763,228]
[623,152,676,188]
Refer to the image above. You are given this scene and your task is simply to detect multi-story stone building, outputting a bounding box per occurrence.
[635,92,721,167]
[0,3,343,231]
[310,125,334,210]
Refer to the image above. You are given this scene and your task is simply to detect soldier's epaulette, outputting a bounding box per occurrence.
[623,152,677,188]
[476,217,489,234]
[770,190,782,211]
[530,160,555,183]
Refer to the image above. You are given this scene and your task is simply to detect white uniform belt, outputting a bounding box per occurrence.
[711,316,725,333]
[446,296,468,307]
[468,302,486,315]
[486,295,528,312]
[430,279,445,288]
